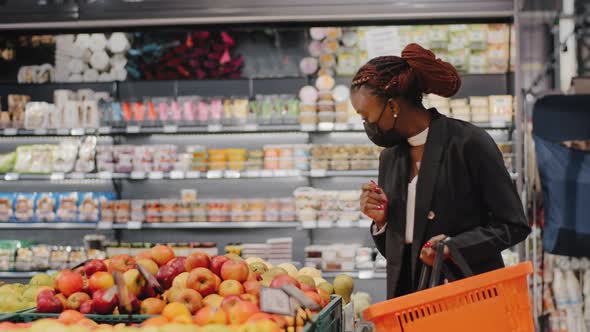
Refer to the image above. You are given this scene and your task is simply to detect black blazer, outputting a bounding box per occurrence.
[373,110,530,299]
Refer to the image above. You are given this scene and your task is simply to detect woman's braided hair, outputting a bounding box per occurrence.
[351,43,462,104]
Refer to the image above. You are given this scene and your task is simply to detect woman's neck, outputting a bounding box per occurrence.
[398,105,432,138]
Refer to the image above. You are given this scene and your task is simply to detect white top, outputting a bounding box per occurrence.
[372,127,429,243]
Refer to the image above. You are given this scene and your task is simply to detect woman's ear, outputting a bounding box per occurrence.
[388,99,400,117]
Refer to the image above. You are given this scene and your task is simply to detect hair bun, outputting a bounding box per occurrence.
[401,43,461,98]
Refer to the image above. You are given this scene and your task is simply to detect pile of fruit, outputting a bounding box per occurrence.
[0,245,354,331]
[0,274,55,313]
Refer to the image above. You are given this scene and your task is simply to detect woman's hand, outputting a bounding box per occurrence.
[360,180,388,230]
[420,234,450,266]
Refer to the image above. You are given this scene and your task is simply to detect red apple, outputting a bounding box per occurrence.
[135,250,152,261]
[304,291,322,306]
[55,294,68,310]
[210,256,230,276]
[37,290,64,313]
[150,245,175,266]
[92,288,118,314]
[55,270,84,297]
[239,293,259,306]
[214,274,221,292]
[220,295,242,313]
[243,280,260,296]
[270,275,300,290]
[108,254,136,273]
[166,257,187,275]
[119,292,140,314]
[66,292,90,310]
[220,260,249,282]
[89,271,114,293]
[194,306,228,326]
[140,284,158,300]
[317,288,330,307]
[83,260,107,277]
[185,251,211,271]
[168,288,203,314]
[226,300,259,325]
[140,298,166,315]
[218,280,244,297]
[187,268,217,297]
[156,264,181,290]
[79,300,94,314]
[300,283,316,292]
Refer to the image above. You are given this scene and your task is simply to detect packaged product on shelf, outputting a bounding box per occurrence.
[78,192,100,222]
[160,199,178,223]
[82,100,100,128]
[337,48,358,76]
[49,246,70,270]
[489,95,513,124]
[0,193,14,222]
[75,136,97,173]
[53,139,79,173]
[429,25,449,50]
[247,199,266,221]
[451,106,471,122]
[207,199,230,222]
[355,247,375,270]
[191,201,207,222]
[63,101,82,128]
[469,24,488,51]
[14,246,34,271]
[469,51,488,74]
[7,94,29,128]
[56,192,78,222]
[471,107,490,123]
[35,192,57,222]
[130,199,145,222]
[14,193,35,222]
[30,245,51,271]
[412,26,431,49]
[145,199,160,223]
[24,102,51,129]
[177,201,192,222]
[0,152,16,173]
[447,48,469,72]
[115,200,130,223]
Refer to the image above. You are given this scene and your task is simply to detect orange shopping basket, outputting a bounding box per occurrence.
[363,240,534,332]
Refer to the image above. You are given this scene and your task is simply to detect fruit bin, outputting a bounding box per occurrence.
[303,295,342,332]
[8,309,153,324]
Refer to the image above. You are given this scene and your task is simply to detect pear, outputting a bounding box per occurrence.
[298,267,321,279]
[313,277,328,287]
[248,262,268,275]
[22,286,39,302]
[29,274,53,287]
[278,263,298,278]
[317,282,335,295]
[296,275,316,288]
[333,274,354,304]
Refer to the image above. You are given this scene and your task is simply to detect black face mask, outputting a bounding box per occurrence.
[364,99,404,148]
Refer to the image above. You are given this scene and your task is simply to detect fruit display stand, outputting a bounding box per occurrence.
[10,309,153,324]
[302,296,342,332]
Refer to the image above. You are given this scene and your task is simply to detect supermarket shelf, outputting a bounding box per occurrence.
[0,170,518,182]
[0,271,39,279]
[126,222,301,229]
[0,121,512,137]
[0,222,97,229]
[322,270,387,280]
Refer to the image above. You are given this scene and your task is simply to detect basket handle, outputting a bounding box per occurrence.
[417,238,474,290]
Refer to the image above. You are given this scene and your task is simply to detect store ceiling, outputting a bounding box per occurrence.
[0,0,514,30]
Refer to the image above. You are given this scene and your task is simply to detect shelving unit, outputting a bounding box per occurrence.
[0,3,525,307]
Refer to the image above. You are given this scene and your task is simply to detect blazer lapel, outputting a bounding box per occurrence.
[410,114,448,282]
[390,144,410,236]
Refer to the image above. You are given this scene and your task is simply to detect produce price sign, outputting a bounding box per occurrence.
[365,27,401,59]
[259,287,295,316]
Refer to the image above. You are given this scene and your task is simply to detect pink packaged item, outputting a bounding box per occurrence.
[180,97,196,122]
[198,100,209,123]
[170,100,182,122]
[210,98,223,122]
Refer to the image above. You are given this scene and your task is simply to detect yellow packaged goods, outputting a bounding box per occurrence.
[468,24,488,50]
[322,39,339,54]
[449,98,469,108]
[471,107,490,123]
[489,95,513,123]
[429,25,449,49]
[468,51,488,74]
[469,96,489,108]
[487,24,510,44]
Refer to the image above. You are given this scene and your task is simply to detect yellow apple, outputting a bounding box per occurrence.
[172,272,190,289]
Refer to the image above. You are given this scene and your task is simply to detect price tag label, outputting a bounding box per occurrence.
[97,222,113,230]
[98,172,113,180]
[300,124,316,132]
[4,173,19,181]
[126,125,141,134]
[358,270,375,280]
[71,128,85,136]
[98,127,111,134]
[207,124,222,132]
[185,171,201,179]
[148,171,164,180]
[286,169,301,177]
[243,124,258,132]
[334,123,349,131]
[170,170,185,179]
[259,287,294,316]
[127,221,142,229]
[207,170,223,179]
[70,172,85,180]
[3,128,17,136]
[34,128,48,135]
[318,122,335,131]
[50,173,65,181]
[260,170,273,178]
[244,170,261,178]
[56,128,70,135]
[130,171,146,179]
[224,170,240,179]
[490,120,507,128]
[274,170,288,177]
[310,169,327,177]
[163,125,178,133]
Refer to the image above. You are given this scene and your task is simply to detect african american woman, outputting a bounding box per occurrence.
[352,43,531,299]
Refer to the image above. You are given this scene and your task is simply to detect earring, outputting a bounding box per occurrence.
[393,113,398,118]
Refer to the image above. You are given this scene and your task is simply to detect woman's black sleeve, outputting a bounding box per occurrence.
[371,149,388,257]
[451,130,531,265]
